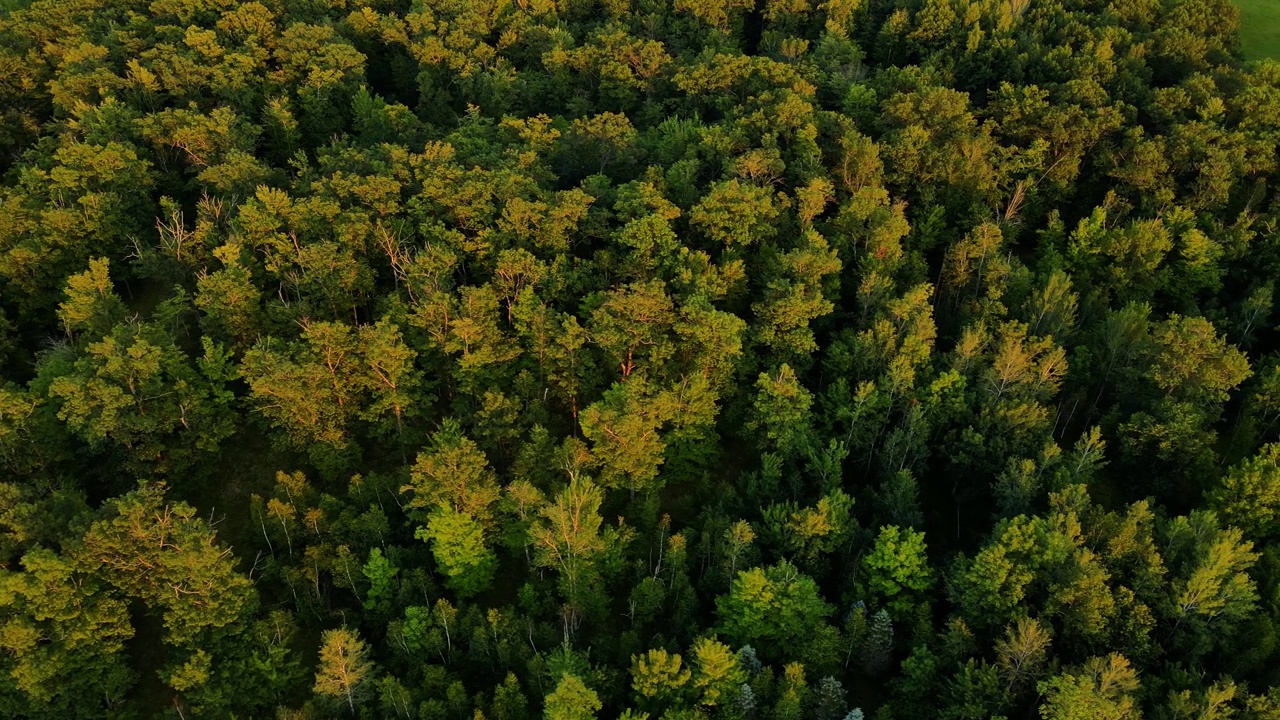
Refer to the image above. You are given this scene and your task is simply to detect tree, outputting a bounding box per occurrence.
[721,520,756,578]
[752,231,841,361]
[195,261,263,349]
[73,484,254,646]
[716,561,832,650]
[690,180,780,248]
[690,637,745,707]
[673,0,754,32]
[1148,315,1250,405]
[0,548,135,718]
[403,420,500,524]
[1037,655,1140,720]
[874,471,925,529]
[46,323,235,471]
[1066,213,1173,304]
[860,609,894,675]
[1208,443,1280,540]
[357,318,420,439]
[493,672,530,720]
[772,662,809,720]
[748,364,813,457]
[0,137,155,315]
[447,284,522,380]
[544,674,601,720]
[631,648,690,704]
[588,280,676,380]
[814,676,849,720]
[241,322,362,450]
[982,322,1068,403]
[1163,680,1241,720]
[878,85,1001,214]
[314,628,373,715]
[858,525,932,617]
[417,505,497,597]
[57,257,124,338]
[530,477,611,606]
[765,488,855,563]
[362,547,398,617]
[1164,512,1259,623]
[995,617,1052,692]
[1023,270,1079,341]
[579,379,671,495]
[949,539,1035,633]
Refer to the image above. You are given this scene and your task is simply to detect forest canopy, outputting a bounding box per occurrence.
[3,0,1280,718]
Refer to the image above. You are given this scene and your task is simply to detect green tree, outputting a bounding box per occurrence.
[690,179,780,248]
[588,280,676,380]
[1208,444,1280,540]
[752,231,841,361]
[690,636,746,707]
[1164,511,1259,623]
[765,488,855,563]
[362,547,398,617]
[545,674,602,720]
[241,322,362,450]
[242,318,419,455]
[403,420,500,524]
[46,324,235,471]
[716,561,832,650]
[417,505,497,597]
[0,548,135,718]
[531,477,612,607]
[74,484,254,646]
[858,525,932,618]
[1148,314,1250,405]
[580,379,672,495]
[57,257,125,338]
[748,364,813,457]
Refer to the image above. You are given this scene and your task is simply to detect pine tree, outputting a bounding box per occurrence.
[814,676,849,720]
[860,609,894,675]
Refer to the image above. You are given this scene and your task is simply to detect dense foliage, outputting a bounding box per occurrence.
[3,0,1280,718]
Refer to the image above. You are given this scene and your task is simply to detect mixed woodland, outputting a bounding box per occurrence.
[4,0,1280,718]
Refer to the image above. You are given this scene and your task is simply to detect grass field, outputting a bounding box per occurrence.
[1238,0,1280,60]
